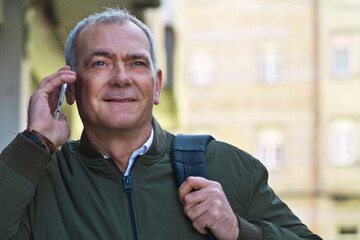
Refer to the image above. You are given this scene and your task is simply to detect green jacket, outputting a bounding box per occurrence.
[0,119,321,240]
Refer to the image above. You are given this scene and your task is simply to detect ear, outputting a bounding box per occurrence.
[153,69,163,105]
[65,83,76,105]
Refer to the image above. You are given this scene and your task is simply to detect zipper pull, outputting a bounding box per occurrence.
[123,175,132,193]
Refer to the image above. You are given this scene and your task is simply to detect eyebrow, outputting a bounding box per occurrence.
[84,49,115,65]
[124,52,152,66]
[83,49,152,67]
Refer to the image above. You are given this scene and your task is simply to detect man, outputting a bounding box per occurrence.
[0,8,322,240]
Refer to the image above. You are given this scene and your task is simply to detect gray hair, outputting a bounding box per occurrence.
[65,8,157,72]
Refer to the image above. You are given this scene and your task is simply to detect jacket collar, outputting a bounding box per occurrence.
[77,117,169,159]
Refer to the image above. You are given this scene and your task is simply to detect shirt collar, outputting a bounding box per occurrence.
[78,117,168,159]
[133,127,154,157]
[103,127,154,176]
[124,127,154,176]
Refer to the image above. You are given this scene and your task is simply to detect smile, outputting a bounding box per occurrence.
[105,99,135,102]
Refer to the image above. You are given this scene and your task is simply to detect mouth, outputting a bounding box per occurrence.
[104,98,135,103]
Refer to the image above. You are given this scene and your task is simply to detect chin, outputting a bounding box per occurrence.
[102,115,141,130]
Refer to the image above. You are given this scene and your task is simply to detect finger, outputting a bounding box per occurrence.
[39,74,76,96]
[37,67,76,91]
[58,113,68,122]
[46,76,75,114]
[192,205,239,240]
[184,197,208,221]
[182,190,206,214]
[184,188,223,221]
[178,177,209,204]
[59,65,71,71]
[192,213,213,235]
[49,86,62,113]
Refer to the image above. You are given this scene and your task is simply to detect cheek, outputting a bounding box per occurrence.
[75,79,93,107]
[76,74,97,95]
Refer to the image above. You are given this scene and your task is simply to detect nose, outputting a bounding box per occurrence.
[109,63,131,87]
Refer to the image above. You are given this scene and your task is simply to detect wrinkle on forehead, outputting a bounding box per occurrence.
[76,22,152,62]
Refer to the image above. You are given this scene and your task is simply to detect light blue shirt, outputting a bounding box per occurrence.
[103,127,154,176]
[124,128,154,176]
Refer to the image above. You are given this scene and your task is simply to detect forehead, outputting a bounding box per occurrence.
[76,21,151,56]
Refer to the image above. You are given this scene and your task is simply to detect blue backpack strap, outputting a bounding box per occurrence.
[170,134,214,188]
[171,134,216,240]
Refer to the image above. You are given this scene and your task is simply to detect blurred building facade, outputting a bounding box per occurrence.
[147,0,360,239]
[1,0,360,239]
[318,0,360,239]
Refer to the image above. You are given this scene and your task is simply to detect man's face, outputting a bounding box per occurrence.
[74,22,162,132]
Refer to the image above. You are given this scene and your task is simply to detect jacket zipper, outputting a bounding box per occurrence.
[110,159,140,240]
[123,175,139,240]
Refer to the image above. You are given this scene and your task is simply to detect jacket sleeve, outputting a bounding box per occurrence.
[0,134,52,239]
[243,158,322,240]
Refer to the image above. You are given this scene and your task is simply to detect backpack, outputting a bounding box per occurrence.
[170,134,216,240]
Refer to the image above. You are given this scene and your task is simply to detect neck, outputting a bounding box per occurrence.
[84,124,152,173]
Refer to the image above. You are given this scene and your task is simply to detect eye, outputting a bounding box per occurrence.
[133,61,144,66]
[95,61,106,66]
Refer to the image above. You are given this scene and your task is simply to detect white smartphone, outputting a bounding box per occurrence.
[54,83,68,120]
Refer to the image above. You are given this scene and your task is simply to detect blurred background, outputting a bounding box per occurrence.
[1,0,360,238]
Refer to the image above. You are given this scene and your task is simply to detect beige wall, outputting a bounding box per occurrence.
[319,1,360,238]
[147,0,360,239]
[176,0,316,191]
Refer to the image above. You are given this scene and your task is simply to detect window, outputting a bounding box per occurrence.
[329,120,357,166]
[257,44,283,84]
[331,34,354,78]
[337,225,358,240]
[187,48,215,86]
[255,128,284,170]
[332,48,351,77]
